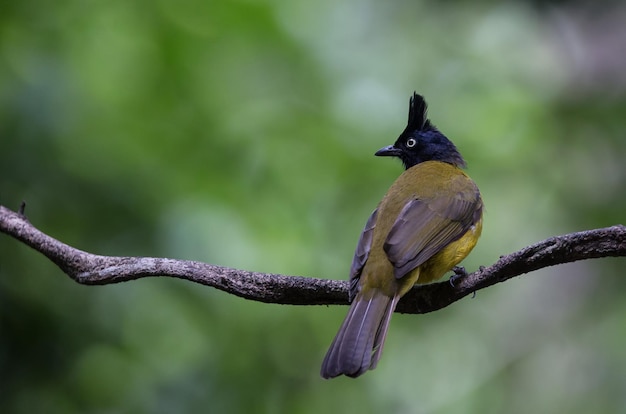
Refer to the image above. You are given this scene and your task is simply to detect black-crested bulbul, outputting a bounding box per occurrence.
[321,93,483,379]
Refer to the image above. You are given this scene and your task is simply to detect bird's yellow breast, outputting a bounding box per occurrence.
[418,218,482,284]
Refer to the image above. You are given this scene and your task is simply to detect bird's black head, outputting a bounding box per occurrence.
[375,92,466,170]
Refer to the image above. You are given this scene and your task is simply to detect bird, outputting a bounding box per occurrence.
[320,92,483,379]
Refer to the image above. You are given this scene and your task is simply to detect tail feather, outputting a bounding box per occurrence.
[369,295,399,371]
[321,290,398,379]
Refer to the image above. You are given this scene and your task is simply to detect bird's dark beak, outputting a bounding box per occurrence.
[375,145,402,157]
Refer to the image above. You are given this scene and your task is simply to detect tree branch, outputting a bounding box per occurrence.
[1,204,625,314]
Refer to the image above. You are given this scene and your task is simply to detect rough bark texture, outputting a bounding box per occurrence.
[1,204,625,314]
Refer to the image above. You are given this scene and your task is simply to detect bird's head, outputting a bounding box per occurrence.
[375,92,466,170]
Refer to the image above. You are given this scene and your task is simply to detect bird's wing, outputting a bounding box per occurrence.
[384,189,481,279]
[348,208,378,301]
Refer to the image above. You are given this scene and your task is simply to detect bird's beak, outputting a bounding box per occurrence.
[375,145,402,157]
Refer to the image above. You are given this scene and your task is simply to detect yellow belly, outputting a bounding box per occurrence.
[417,219,483,285]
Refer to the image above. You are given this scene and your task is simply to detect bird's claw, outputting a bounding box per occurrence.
[449,266,467,287]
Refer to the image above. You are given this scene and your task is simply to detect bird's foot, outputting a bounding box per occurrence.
[449,266,468,288]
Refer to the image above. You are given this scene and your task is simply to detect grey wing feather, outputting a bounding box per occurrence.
[348,208,378,301]
[384,191,481,279]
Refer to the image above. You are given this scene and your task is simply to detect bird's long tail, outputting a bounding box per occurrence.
[321,289,399,379]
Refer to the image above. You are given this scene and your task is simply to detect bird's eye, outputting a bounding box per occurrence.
[406,138,417,148]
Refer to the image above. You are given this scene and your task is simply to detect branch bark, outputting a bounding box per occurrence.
[1,204,625,314]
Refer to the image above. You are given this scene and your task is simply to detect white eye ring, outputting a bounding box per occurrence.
[406,138,417,148]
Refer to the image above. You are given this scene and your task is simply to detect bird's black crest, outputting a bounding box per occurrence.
[407,92,431,131]
[379,92,467,169]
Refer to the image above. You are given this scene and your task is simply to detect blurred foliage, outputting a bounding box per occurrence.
[1,0,625,413]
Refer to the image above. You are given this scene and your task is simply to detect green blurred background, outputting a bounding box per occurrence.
[1,0,625,413]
